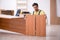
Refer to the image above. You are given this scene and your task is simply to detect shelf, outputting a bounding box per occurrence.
[17,0,27,1]
[17,1,27,4]
[17,3,27,6]
[17,0,27,11]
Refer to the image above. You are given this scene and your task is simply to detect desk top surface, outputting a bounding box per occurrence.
[0,14,24,19]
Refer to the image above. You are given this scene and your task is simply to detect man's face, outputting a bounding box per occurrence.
[33,5,38,11]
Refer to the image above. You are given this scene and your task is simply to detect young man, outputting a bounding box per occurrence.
[32,3,45,15]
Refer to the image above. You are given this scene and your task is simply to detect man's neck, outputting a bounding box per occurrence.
[35,9,39,12]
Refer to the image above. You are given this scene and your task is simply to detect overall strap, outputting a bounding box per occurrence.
[33,10,41,15]
[38,10,41,15]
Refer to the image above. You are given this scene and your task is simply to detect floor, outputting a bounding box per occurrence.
[0,25,60,40]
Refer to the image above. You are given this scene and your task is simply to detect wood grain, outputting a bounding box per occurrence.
[25,15,35,36]
[0,15,46,36]
[36,15,46,36]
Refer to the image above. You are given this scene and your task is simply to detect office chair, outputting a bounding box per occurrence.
[15,9,21,16]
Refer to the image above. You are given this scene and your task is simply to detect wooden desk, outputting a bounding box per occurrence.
[0,14,35,36]
[0,14,46,36]
[0,18,26,33]
[0,14,25,34]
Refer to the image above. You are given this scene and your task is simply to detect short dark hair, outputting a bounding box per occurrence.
[32,3,38,7]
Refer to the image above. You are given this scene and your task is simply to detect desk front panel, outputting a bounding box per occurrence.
[0,18,26,34]
[36,15,46,36]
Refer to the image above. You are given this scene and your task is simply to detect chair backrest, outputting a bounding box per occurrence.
[15,9,21,16]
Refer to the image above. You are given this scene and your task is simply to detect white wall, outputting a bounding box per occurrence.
[0,0,16,15]
[28,0,50,25]
[0,0,2,8]
[56,0,60,17]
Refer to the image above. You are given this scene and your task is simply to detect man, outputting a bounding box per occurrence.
[32,3,46,15]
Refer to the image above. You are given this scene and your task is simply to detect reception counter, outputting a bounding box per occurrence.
[0,14,26,34]
[0,14,46,36]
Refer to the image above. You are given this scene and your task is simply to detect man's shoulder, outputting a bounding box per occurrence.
[39,10,45,15]
[39,10,44,12]
[39,10,45,13]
